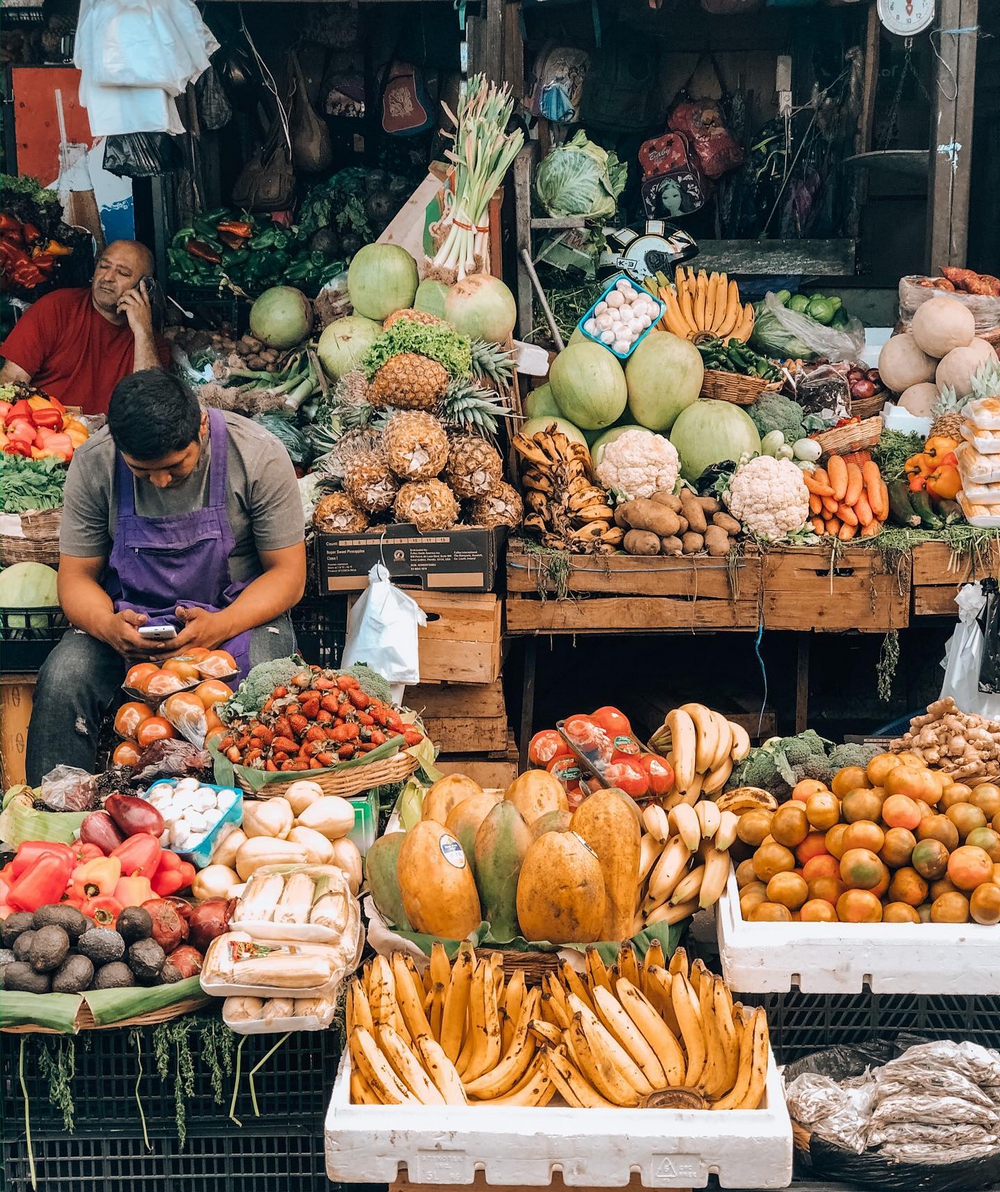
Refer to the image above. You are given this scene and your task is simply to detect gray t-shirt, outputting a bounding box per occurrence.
[59,411,304,584]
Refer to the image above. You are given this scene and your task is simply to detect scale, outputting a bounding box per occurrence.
[876,0,935,37]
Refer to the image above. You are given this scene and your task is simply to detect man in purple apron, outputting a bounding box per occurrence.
[25,370,306,782]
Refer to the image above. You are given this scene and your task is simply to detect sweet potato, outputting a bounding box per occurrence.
[624,529,660,556]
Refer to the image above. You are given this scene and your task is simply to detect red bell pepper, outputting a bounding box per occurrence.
[82,894,124,927]
[7,851,75,913]
[73,841,105,865]
[0,861,15,886]
[11,840,75,878]
[151,854,196,897]
[6,399,35,425]
[0,213,23,238]
[0,401,11,422]
[112,832,162,878]
[21,221,42,245]
[30,405,63,431]
[114,875,155,907]
[3,439,32,457]
[70,855,122,901]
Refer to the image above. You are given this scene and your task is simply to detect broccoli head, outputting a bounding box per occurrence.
[748,393,807,442]
[343,663,392,706]
[794,755,834,784]
[828,742,881,774]
[220,655,308,722]
[728,747,780,791]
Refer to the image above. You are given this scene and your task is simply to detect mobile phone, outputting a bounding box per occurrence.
[138,624,177,641]
[137,274,166,332]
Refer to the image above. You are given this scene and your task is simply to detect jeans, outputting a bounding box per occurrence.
[25,613,296,785]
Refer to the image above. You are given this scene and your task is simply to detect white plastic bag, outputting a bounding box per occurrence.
[940,582,1000,718]
[341,564,427,701]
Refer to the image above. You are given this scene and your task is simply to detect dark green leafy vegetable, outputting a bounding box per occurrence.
[0,455,67,513]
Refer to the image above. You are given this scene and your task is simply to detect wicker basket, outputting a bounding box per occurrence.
[474,947,562,985]
[699,370,780,405]
[813,415,882,459]
[241,750,419,800]
[850,392,888,420]
[2,994,211,1035]
[0,508,61,567]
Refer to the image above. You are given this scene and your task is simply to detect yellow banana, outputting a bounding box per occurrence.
[708,712,733,772]
[697,976,730,1099]
[671,972,706,1086]
[644,966,681,1036]
[545,1044,617,1108]
[689,959,710,998]
[714,787,778,815]
[694,270,708,330]
[430,941,451,989]
[711,975,740,1095]
[528,1019,562,1046]
[733,1008,769,1110]
[585,946,613,997]
[710,1005,756,1110]
[592,986,667,1090]
[615,977,686,1086]
[352,1027,419,1106]
[501,969,526,1052]
[676,276,697,338]
[668,947,689,980]
[429,981,446,1041]
[541,991,570,1030]
[646,896,699,926]
[728,720,752,762]
[664,772,704,810]
[440,945,474,1062]
[572,1001,654,1097]
[490,1054,555,1106]
[412,1033,468,1105]
[733,302,755,343]
[367,956,395,1031]
[660,286,692,338]
[567,1014,641,1107]
[680,703,718,774]
[559,959,596,1015]
[695,799,721,840]
[715,810,740,852]
[709,273,729,332]
[464,989,540,1099]
[642,803,670,844]
[455,961,485,1076]
[617,943,641,990]
[665,709,698,791]
[638,834,663,885]
[670,864,705,906]
[391,953,432,1041]
[350,1066,379,1105]
[463,959,502,1082]
[669,804,701,853]
[645,939,665,975]
[716,280,742,338]
[645,835,691,906]
[349,977,374,1034]
[702,756,734,797]
[699,845,732,910]
[378,1023,446,1105]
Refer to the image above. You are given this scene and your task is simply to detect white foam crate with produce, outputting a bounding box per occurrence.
[324,1049,792,1189]
[716,870,1000,994]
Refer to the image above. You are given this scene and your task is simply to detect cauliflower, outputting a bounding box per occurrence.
[595,428,679,499]
[748,393,807,442]
[726,456,810,541]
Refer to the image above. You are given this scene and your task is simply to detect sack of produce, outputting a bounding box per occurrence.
[900,274,1000,337]
[750,292,865,362]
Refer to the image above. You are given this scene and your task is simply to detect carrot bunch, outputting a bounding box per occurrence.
[803,456,888,540]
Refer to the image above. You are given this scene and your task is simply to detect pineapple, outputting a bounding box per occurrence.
[384,308,443,329]
[312,493,369,534]
[469,482,523,529]
[363,320,472,412]
[930,384,970,440]
[438,380,512,438]
[470,339,516,387]
[970,361,1000,402]
[369,353,450,410]
[342,443,399,514]
[446,433,504,499]
[394,479,459,532]
[383,411,449,480]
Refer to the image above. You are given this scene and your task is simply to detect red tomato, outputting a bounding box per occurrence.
[637,753,674,797]
[547,754,584,794]
[528,729,571,768]
[604,757,650,799]
[562,716,613,766]
[590,706,632,740]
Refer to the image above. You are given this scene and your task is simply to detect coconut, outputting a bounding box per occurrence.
[936,338,999,398]
[897,382,940,417]
[910,295,976,358]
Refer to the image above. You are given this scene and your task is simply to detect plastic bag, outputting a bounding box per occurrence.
[131,738,212,783]
[341,562,427,701]
[750,292,865,362]
[900,276,1000,337]
[103,132,180,178]
[939,582,1000,716]
[794,362,852,422]
[162,696,209,748]
[783,1071,874,1154]
[39,766,97,812]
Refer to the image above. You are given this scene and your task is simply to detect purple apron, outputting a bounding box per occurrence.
[104,407,252,679]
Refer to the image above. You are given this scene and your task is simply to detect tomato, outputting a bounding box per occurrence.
[604,756,649,799]
[528,729,570,768]
[547,754,584,795]
[125,662,159,692]
[112,741,142,766]
[114,701,153,740]
[145,670,185,697]
[590,706,632,739]
[162,658,200,683]
[637,753,674,797]
[562,716,613,766]
[198,650,237,678]
[136,716,177,748]
[195,679,233,709]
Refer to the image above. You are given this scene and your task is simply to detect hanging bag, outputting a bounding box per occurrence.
[381,61,435,136]
[667,57,744,179]
[638,130,709,218]
[231,115,296,211]
[288,50,333,173]
[581,40,660,133]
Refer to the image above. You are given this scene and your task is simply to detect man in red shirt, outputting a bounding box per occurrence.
[0,239,171,415]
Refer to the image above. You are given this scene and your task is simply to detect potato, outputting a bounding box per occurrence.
[677,516,689,533]
[621,499,681,537]
[704,525,731,556]
[624,529,660,556]
[712,511,742,536]
[680,490,708,534]
[614,504,631,529]
[650,492,682,511]
[682,531,705,554]
[698,495,721,515]
[660,535,683,556]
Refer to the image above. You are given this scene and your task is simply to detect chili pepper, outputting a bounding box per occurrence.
[11,840,75,878]
[21,221,42,244]
[114,874,155,907]
[82,895,124,927]
[218,231,249,252]
[8,851,75,913]
[0,213,23,238]
[71,855,122,900]
[217,220,253,239]
[111,832,162,878]
[186,239,223,265]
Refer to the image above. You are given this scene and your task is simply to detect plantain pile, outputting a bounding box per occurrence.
[656,267,754,343]
[345,942,770,1111]
[513,423,623,553]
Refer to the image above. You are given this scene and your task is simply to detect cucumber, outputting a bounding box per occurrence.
[935,498,964,525]
[887,480,921,528]
[909,489,945,530]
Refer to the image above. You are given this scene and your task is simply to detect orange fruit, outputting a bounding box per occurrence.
[766,871,809,910]
[940,785,973,811]
[808,875,847,905]
[749,902,793,922]
[796,833,830,866]
[946,802,988,841]
[994,812,1000,834]
[112,740,142,766]
[880,827,916,869]
[740,886,769,919]
[737,809,773,847]
[911,838,950,880]
[800,899,838,923]
[752,841,796,883]
[792,779,829,802]
[840,848,885,890]
[883,902,921,924]
[931,876,960,900]
[885,765,940,805]
[802,854,840,881]
[970,883,1000,925]
[841,789,883,824]
[947,845,994,891]
[842,820,885,854]
[867,753,900,787]
[832,767,869,798]
[771,804,809,848]
[113,701,153,741]
[837,889,883,923]
[881,794,922,831]
[895,751,927,769]
[965,827,1000,863]
[969,784,1000,819]
[825,823,850,859]
[917,903,934,922]
[205,726,227,752]
[735,858,759,888]
[887,866,928,907]
[805,791,841,831]
[124,661,159,692]
[871,866,891,899]
[135,716,177,748]
[916,815,960,851]
[931,891,970,923]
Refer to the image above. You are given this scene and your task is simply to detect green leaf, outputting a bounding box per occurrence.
[83,976,205,1026]
[1,992,83,1033]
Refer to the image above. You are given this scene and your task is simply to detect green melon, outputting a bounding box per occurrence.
[625,330,704,432]
[521,415,588,444]
[473,802,533,943]
[549,341,628,430]
[523,382,563,421]
[365,832,412,930]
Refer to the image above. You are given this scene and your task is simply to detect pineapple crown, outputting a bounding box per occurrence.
[363,320,472,381]
[932,384,967,416]
[470,339,516,386]
[971,361,1000,401]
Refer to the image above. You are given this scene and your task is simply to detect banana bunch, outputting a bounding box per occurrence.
[636,800,738,926]
[657,268,754,344]
[346,944,769,1112]
[513,423,624,554]
[648,703,752,807]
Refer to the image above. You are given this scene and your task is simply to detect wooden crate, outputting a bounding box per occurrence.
[911,539,1000,617]
[435,731,518,788]
[1,674,35,788]
[761,546,910,632]
[404,679,508,754]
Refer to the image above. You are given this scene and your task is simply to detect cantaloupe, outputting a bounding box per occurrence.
[445,790,502,866]
[365,832,412,930]
[397,821,482,940]
[936,338,998,397]
[422,773,484,825]
[878,333,937,393]
[504,769,569,824]
[570,788,641,942]
[910,295,976,358]
[474,802,533,942]
[897,382,940,417]
[531,808,573,840]
[516,831,606,944]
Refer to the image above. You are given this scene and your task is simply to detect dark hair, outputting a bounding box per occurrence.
[107,370,202,460]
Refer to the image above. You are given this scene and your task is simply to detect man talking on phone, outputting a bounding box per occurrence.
[0,240,171,415]
[25,370,306,782]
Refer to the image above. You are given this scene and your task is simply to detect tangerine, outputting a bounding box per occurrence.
[946,802,988,841]
[837,889,883,923]
[969,783,1000,819]
[930,891,970,923]
[802,854,840,881]
[771,804,810,848]
[805,791,841,831]
[970,883,1000,925]
[883,902,921,924]
[911,838,950,881]
[842,820,885,854]
[752,841,796,883]
[840,848,885,891]
[825,823,850,859]
[880,827,917,869]
[793,779,830,802]
[808,875,847,905]
[885,765,941,805]
[881,794,922,831]
[832,766,869,798]
[749,902,793,922]
[866,753,901,786]
[930,876,960,900]
[947,844,994,891]
[737,809,773,847]
[736,858,759,888]
[916,815,960,851]
[841,788,884,823]
[800,899,838,923]
[887,867,928,907]
[965,827,1000,863]
[796,833,830,866]
[766,871,809,910]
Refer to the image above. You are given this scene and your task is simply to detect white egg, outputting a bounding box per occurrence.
[594,301,607,316]
[639,315,652,330]
[217,790,237,811]
[612,340,631,355]
[193,791,214,812]
[606,291,624,309]
[600,330,616,344]
[203,808,222,828]
[176,777,199,791]
[583,318,597,335]
[187,813,208,835]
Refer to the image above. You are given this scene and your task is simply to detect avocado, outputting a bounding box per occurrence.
[29,925,70,973]
[12,930,36,963]
[4,962,52,994]
[1,912,35,948]
[0,947,15,987]
[33,904,89,942]
[79,929,126,965]
[117,906,153,946]
[127,938,166,984]
[51,953,94,994]
[157,962,183,985]
[94,961,135,989]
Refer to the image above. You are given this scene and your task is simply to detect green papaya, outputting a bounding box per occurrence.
[365,831,412,930]
[473,802,533,943]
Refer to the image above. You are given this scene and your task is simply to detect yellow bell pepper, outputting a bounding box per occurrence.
[904,452,934,478]
[924,434,961,462]
[926,464,962,500]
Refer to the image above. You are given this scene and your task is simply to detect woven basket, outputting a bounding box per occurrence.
[813,416,882,459]
[1,994,211,1035]
[474,947,562,986]
[0,508,61,567]
[699,370,779,405]
[241,750,419,800]
[850,392,887,420]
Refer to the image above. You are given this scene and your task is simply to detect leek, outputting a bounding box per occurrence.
[83,975,204,1026]
[1,992,81,1033]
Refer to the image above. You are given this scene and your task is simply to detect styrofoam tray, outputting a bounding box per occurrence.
[717,870,1000,994]
[325,1049,791,1188]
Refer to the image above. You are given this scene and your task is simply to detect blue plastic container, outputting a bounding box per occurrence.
[142,778,244,869]
[577,276,665,361]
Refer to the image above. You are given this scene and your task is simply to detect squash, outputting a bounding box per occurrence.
[295,795,355,841]
[330,836,363,896]
[397,821,482,940]
[910,295,976,358]
[286,826,336,866]
[936,338,998,398]
[570,788,641,942]
[516,831,606,944]
[235,837,309,881]
[474,802,533,943]
[422,774,484,825]
[504,770,568,824]
[878,333,937,393]
[445,791,502,865]
[242,797,293,840]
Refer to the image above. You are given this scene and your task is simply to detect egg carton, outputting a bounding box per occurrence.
[142,778,242,869]
[577,276,665,361]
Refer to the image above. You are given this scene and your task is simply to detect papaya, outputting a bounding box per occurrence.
[516,831,605,944]
[504,769,568,825]
[570,788,642,942]
[474,802,533,943]
[445,790,502,868]
[422,774,484,826]
[531,808,573,840]
[397,820,482,940]
[365,831,412,930]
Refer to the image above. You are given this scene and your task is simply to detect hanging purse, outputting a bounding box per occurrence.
[667,57,744,179]
[231,116,296,212]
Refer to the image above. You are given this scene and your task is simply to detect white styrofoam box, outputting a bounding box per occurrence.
[325,1051,792,1189]
[717,870,1000,994]
[861,326,892,368]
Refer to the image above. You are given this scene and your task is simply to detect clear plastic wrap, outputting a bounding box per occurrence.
[131,738,212,783]
[956,442,1000,485]
[877,1041,1000,1088]
[964,397,1000,431]
[39,766,97,812]
[750,292,865,362]
[900,276,1000,336]
[870,1094,997,1129]
[783,1072,874,1154]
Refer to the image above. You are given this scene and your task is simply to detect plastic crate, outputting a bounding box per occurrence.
[741,990,1000,1064]
[292,596,348,670]
[0,607,69,672]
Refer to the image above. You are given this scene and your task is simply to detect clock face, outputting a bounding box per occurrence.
[877,0,935,35]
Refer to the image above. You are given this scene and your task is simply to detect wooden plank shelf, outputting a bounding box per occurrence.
[759,546,910,632]
[692,239,857,276]
[911,539,1000,617]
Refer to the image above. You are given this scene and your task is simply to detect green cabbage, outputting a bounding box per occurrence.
[535,132,627,221]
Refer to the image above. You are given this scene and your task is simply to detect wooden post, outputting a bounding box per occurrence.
[795,633,810,735]
[927,0,979,269]
[513,144,535,340]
